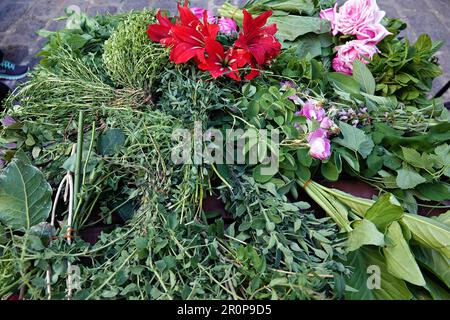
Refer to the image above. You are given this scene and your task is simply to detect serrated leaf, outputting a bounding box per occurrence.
[334,122,374,158]
[396,166,427,189]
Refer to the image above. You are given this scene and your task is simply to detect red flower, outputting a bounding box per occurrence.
[169,4,220,64]
[235,10,281,66]
[147,10,175,47]
[199,39,250,81]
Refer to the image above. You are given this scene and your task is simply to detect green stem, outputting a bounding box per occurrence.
[73,111,84,217]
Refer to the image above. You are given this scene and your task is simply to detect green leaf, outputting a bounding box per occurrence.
[401,147,432,171]
[365,193,404,232]
[416,182,450,202]
[253,164,275,184]
[353,59,376,95]
[327,72,361,95]
[422,273,450,300]
[383,222,425,286]
[334,122,374,158]
[0,159,52,231]
[269,15,330,43]
[336,148,360,172]
[347,219,385,252]
[396,166,427,189]
[413,245,450,288]
[402,214,450,258]
[321,159,340,181]
[97,129,126,156]
[414,34,432,52]
[345,246,413,300]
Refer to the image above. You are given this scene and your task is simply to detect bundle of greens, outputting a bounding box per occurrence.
[0,0,449,301]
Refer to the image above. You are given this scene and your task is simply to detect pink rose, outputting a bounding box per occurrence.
[190,7,216,24]
[308,129,331,160]
[332,40,378,75]
[337,0,385,36]
[300,100,326,122]
[356,23,391,45]
[320,4,339,35]
[218,17,238,34]
[320,0,388,43]
[320,117,334,130]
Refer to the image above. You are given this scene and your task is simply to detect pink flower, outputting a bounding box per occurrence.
[320,117,334,130]
[356,23,391,45]
[332,40,378,75]
[218,17,238,34]
[1,116,16,127]
[190,7,216,23]
[320,0,390,44]
[300,100,326,121]
[320,4,339,35]
[338,0,385,35]
[308,129,331,160]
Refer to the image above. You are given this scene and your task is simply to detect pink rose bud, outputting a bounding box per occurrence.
[218,17,238,34]
[332,40,378,75]
[307,129,331,161]
[320,117,334,130]
[1,116,16,127]
[300,100,326,122]
[320,4,339,35]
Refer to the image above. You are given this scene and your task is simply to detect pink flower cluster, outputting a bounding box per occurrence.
[190,7,238,34]
[320,0,391,75]
[296,101,338,161]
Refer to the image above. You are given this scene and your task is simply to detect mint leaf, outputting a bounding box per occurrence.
[396,166,427,189]
[334,122,374,158]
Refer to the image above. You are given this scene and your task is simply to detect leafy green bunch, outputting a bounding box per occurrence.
[103,10,168,90]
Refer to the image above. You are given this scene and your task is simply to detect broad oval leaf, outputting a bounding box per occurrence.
[0,159,52,231]
[347,219,385,252]
[353,59,376,95]
[383,222,426,286]
[345,246,412,300]
[403,214,450,259]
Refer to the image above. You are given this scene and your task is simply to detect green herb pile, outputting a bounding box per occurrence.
[0,0,449,301]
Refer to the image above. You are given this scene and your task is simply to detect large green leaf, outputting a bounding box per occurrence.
[422,273,450,300]
[0,159,52,231]
[334,121,374,159]
[353,59,376,95]
[269,15,330,42]
[403,214,450,258]
[97,128,126,156]
[364,193,404,232]
[413,245,450,288]
[327,72,361,95]
[347,219,385,252]
[383,222,426,286]
[345,246,413,300]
